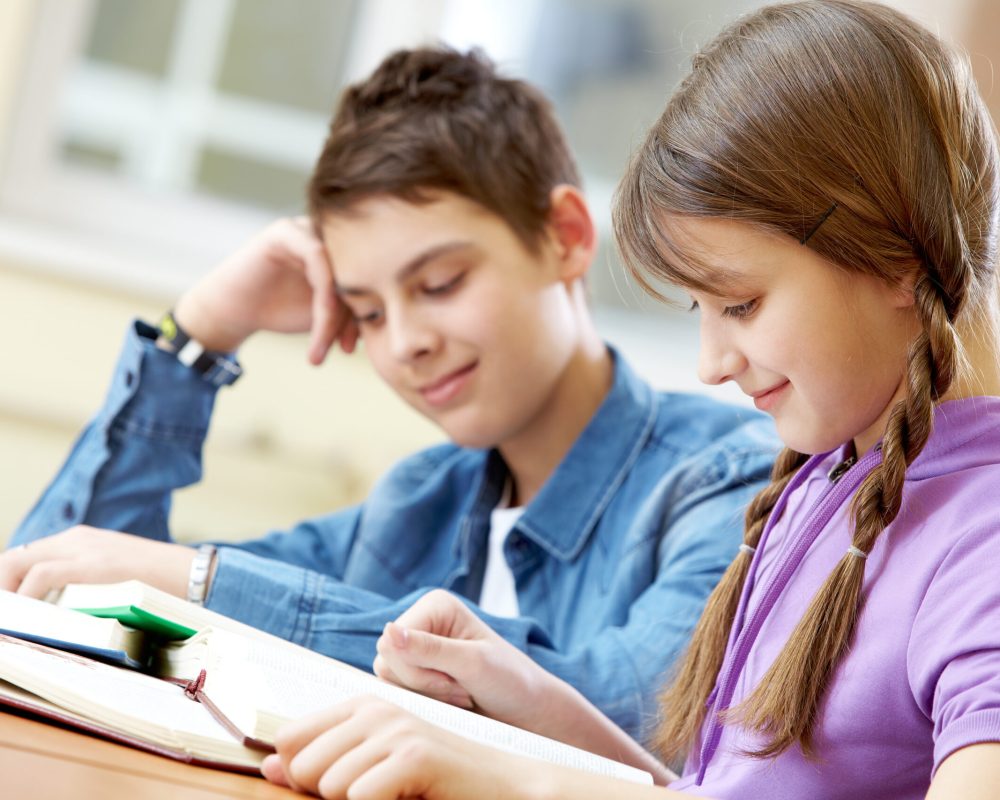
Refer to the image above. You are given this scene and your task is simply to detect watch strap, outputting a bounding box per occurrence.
[157,310,243,387]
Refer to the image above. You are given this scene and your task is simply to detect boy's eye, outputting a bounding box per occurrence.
[423,272,465,296]
[722,298,759,320]
[352,308,383,326]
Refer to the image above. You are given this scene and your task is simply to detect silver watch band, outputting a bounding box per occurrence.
[186,544,217,606]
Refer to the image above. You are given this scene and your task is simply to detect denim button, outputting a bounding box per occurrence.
[125,370,135,387]
[62,501,75,521]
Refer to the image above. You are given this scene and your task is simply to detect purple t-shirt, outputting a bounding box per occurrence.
[670,396,1000,799]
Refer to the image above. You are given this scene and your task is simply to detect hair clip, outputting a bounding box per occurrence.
[846,545,868,560]
[738,543,757,556]
[800,202,839,244]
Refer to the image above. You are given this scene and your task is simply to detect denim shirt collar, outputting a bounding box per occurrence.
[456,349,658,565]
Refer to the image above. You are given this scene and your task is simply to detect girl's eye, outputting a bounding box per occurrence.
[424,272,465,296]
[722,298,759,320]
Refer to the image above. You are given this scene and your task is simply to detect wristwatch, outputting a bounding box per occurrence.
[157,310,243,387]
[186,544,217,606]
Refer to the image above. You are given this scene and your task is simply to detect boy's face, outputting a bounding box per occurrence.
[321,192,583,449]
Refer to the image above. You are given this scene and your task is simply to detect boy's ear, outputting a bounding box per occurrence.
[546,185,597,284]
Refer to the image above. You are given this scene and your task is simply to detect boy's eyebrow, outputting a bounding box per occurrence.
[336,241,476,296]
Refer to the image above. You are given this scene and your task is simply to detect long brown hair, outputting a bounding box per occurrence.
[613,0,999,760]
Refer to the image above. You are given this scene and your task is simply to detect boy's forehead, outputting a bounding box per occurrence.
[320,189,495,231]
[318,190,528,266]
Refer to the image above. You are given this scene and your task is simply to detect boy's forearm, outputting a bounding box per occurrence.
[12,321,215,546]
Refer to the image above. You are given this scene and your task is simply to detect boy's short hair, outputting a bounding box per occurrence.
[308,46,581,250]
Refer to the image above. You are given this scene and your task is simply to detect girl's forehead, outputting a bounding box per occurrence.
[660,217,787,294]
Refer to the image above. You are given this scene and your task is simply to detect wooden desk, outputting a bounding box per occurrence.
[0,711,300,798]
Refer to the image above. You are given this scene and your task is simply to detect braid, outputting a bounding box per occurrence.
[653,447,807,760]
[731,279,960,757]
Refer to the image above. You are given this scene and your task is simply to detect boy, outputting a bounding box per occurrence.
[2,48,776,739]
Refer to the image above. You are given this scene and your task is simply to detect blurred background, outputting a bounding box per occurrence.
[1,0,995,545]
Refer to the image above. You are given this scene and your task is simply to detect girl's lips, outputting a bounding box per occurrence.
[752,380,790,412]
[419,362,478,407]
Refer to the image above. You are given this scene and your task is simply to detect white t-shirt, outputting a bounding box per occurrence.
[478,494,525,618]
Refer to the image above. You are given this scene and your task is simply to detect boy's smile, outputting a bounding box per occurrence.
[417,361,479,408]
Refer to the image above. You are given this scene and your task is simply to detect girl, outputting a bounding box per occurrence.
[261,1,1000,797]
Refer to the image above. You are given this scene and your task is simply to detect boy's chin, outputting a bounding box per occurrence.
[441,426,504,451]
[432,414,509,451]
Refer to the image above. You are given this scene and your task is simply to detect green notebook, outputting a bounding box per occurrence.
[71,604,196,639]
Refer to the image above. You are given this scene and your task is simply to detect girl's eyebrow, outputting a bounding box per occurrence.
[693,271,758,298]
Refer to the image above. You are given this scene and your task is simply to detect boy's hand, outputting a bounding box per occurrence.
[0,526,196,599]
[174,217,358,365]
[373,590,560,736]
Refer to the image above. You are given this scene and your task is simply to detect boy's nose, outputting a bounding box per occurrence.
[388,311,439,363]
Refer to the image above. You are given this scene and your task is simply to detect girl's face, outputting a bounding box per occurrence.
[677,218,920,455]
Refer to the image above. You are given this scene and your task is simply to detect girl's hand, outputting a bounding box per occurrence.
[373,590,559,736]
[173,217,358,365]
[260,696,535,800]
[374,590,678,785]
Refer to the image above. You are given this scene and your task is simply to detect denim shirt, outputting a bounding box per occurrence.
[13,321,779,740]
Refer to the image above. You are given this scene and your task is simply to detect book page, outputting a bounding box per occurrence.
[0,634,259,767]
[197,631,651,784]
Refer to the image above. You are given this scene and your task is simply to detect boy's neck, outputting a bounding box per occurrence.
[499,332,613,507]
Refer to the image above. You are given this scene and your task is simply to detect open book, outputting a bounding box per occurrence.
[0,582,653,784]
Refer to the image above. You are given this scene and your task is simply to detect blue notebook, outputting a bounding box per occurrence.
[0,590,146,669]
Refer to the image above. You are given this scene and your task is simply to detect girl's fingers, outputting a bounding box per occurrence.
[274,700,360,775]
[333,748,434,800]
[285,723,380,796]
[260,753,290,786]
[375,625,475,707]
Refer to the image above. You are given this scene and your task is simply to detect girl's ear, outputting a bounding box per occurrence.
[890,269,919,309]
[546,185,598,284]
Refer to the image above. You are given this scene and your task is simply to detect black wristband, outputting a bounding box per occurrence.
[156,310,243,387]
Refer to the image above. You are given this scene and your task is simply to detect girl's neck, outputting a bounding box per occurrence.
[853,296,1000,457]
[943,297,1000,401]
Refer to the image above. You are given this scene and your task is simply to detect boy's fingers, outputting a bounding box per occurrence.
[16,559,78,599]
[304,258,340,366]
[337,318,360,355]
